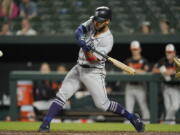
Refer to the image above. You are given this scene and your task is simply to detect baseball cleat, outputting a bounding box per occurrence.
[38,121,50,132]
[130,114,145,132]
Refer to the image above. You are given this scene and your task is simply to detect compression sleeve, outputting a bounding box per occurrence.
[74,25,87,47]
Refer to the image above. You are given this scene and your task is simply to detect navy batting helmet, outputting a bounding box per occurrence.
[93,6,112,23]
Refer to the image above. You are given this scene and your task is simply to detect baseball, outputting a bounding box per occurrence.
[0,50,3,57]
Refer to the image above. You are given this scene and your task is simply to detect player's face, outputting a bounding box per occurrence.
[131,48,141,56]
[166,51,175,60]
[93,20,109,31]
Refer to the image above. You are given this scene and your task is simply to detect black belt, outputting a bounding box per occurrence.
[79,64,94,68]
[79,64,101,69]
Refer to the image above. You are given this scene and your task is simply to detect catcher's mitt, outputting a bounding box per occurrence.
[173,57,180,78]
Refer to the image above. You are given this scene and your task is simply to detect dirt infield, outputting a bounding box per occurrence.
[0,131,179,135]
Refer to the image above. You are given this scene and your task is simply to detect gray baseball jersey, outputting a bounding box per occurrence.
[77,18,113,68]
[56,18,114,111]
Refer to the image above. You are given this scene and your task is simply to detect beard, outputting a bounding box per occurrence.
[95,25,106,32]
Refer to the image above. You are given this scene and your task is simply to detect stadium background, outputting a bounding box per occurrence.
[0,0,180,124]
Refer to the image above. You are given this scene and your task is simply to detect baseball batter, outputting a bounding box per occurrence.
[39,6,144,132]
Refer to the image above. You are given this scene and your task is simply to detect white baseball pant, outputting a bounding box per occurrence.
[163,85,180,122]
[125,83,150,120]
[56,64,110,111]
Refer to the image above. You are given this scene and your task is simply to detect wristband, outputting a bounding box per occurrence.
[86,55,97,62]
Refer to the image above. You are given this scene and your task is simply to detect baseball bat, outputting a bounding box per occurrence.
[91,48,136,75]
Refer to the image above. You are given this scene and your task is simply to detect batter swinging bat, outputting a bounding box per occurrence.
[91,48,136,75]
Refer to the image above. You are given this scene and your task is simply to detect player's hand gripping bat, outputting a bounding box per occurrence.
[91,48,136,75]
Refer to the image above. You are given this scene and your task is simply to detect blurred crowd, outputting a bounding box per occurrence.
[0,0,37,36]
[0,0,178,36]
